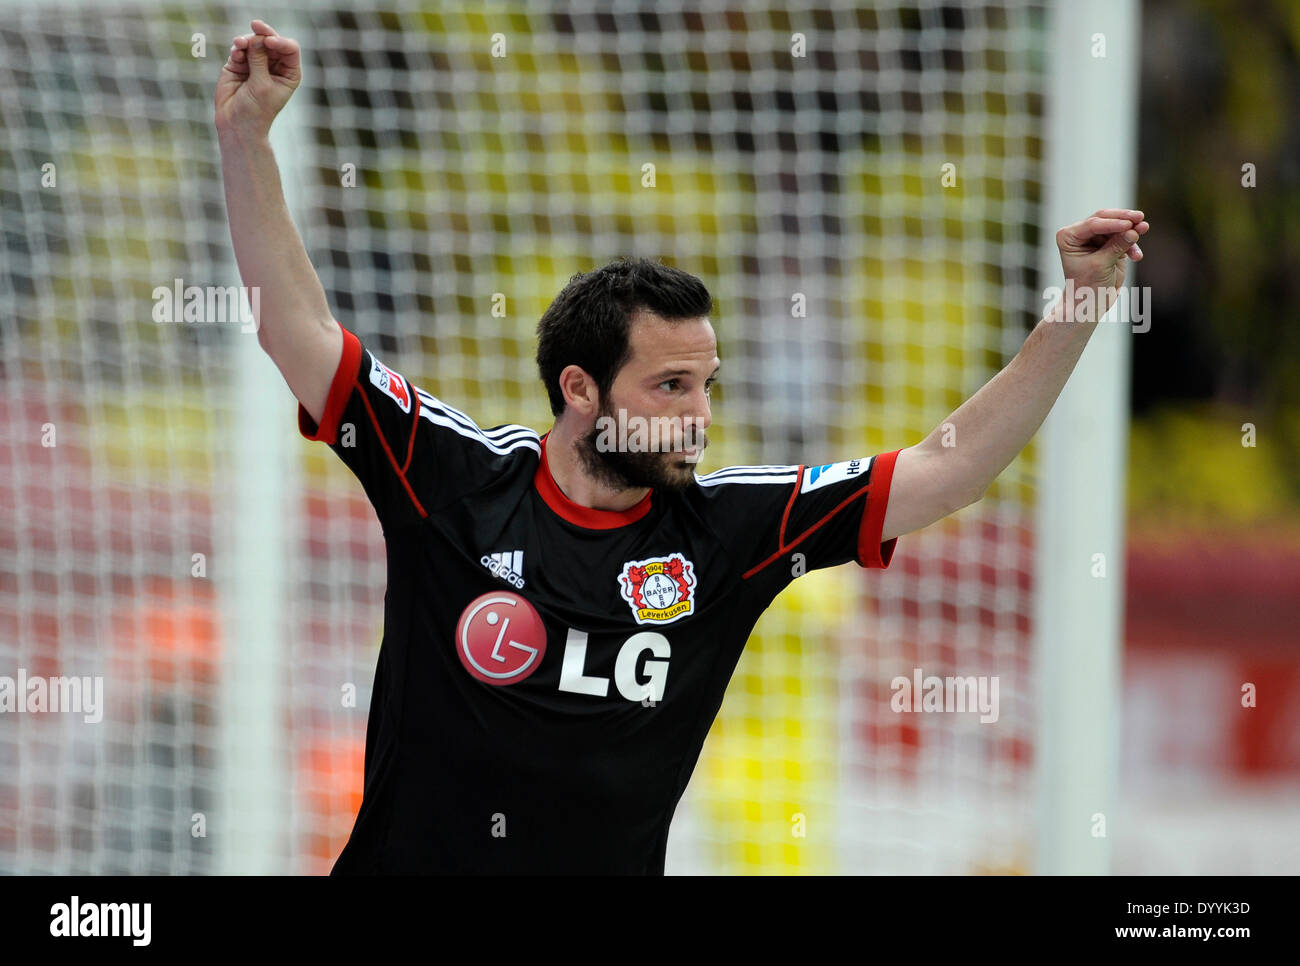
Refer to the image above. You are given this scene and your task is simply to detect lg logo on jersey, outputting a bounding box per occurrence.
[455,592,547,684]
[455,591,670,702]
[557,628,669,703]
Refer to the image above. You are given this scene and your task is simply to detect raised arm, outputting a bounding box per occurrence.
[881,209,1151,542]
[215,19,341,425]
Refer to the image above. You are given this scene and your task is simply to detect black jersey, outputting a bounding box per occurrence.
[299,326,901,874]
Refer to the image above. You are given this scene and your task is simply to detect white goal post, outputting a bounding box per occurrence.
[1033,0,1139,875]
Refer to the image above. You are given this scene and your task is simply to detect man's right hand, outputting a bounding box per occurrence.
[215,19,302,138]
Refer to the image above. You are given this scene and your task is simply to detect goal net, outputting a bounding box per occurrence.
[0,1,1053,874]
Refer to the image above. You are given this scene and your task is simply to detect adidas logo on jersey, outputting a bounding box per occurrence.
[481,550,526,589]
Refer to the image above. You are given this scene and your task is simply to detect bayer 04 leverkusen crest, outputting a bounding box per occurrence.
[617,553,697,626]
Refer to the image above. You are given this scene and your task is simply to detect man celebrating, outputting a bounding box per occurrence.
[216,20,1148,873]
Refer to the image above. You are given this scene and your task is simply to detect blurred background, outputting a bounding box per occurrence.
[0,0,1295,875]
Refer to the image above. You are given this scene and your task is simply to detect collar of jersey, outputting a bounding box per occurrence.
[533,432,654,530]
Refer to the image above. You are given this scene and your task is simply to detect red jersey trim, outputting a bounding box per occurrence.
[297,326,427,519]
[401,391,421,474]
[742,448,902,580]
[857,448,901,569]
[298,325,362,445]
[355,387,428,519]
[533,432,653,530]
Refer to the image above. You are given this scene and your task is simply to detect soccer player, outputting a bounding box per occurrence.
[217,21,1149,874]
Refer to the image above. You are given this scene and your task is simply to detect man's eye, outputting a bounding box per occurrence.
[659,378,717,393]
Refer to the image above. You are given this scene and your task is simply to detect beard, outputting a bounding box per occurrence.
[575,401,707,494]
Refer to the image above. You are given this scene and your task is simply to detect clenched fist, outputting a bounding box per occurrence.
[215,19,302,138]
[1057,209,1150,293]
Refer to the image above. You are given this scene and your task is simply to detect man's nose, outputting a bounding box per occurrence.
[684,392,711,444]
[688,389,711,430]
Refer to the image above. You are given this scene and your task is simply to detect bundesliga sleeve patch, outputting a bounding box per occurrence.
[801,456,872,493]
[369,354,412,413]
[618,553,697,625]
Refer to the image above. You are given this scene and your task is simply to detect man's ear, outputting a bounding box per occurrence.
[558,364,599,416]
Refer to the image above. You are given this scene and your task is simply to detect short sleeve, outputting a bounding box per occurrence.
[693,450,900,593]
[298,324,540,529]
[787,451,901,571]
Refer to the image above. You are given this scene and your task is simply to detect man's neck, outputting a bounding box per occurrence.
[544,421,651,513]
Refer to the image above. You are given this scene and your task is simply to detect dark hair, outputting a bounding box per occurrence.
[535,257,713,417]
